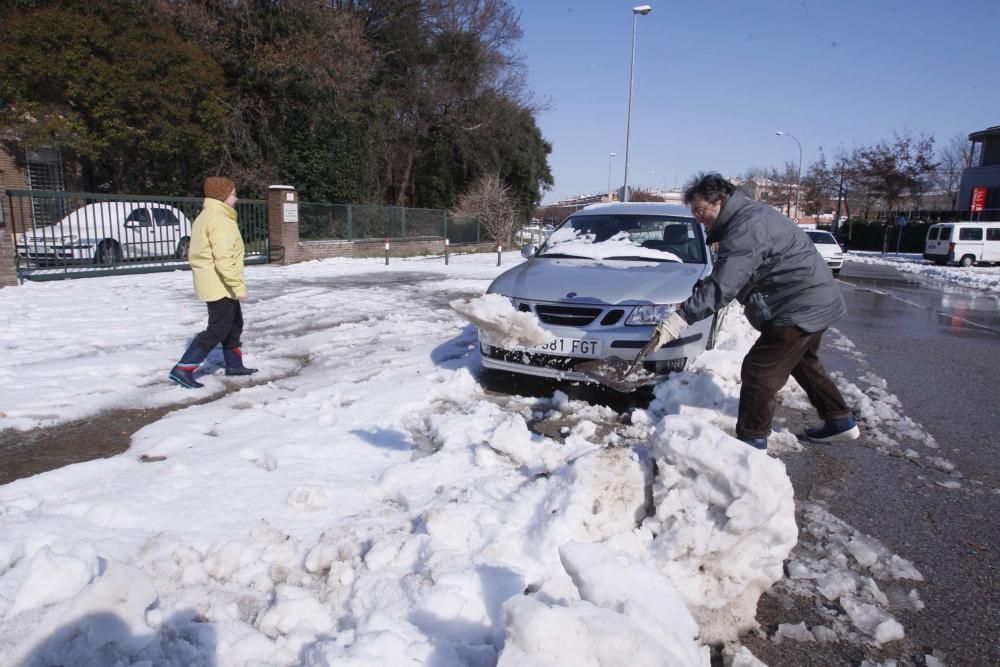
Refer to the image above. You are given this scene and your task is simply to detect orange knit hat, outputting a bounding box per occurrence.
[204,176,235,202]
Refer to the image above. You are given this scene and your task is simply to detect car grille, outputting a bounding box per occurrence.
[533,304,603,327]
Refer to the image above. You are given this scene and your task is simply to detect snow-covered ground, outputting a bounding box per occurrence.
[0,254,937,665]
[846,251,1000,292]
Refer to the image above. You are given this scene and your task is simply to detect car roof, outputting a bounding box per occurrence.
[575,202,693,218]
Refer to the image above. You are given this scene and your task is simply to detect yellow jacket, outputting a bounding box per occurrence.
[189,198,246,301]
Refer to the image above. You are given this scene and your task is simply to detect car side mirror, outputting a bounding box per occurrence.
[520,244,537,258]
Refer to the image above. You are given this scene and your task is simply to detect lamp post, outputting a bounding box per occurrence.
[607,152,616,201]
[775,130,802,220]
[622,4,652,203]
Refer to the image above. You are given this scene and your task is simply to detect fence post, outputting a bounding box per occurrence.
[347,204,353,240]
[443,210,448,243]
[385,236,389,265]
[267,185,298,265]
[445,238,449,265]
[401,207,406,238]
[497,243,502,266]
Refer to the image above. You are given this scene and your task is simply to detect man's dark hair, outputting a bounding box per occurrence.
[682,172,736,205]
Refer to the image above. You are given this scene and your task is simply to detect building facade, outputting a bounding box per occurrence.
[957,125,1000,212]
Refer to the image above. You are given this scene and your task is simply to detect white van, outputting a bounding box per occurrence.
[923,222,1000,267]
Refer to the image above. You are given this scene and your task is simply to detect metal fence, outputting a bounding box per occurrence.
[5,189,268,281]
[298,202,482,244]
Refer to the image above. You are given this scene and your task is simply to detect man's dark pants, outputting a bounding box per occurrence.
[737,325,851,439]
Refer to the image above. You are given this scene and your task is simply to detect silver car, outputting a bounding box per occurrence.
[481,202,720,385]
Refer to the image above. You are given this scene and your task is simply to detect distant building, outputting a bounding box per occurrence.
[957,125,1000,211]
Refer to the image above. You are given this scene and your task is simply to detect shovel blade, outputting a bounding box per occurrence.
[575,358,653,393]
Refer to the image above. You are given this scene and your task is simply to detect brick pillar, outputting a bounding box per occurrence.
[267,185,299,265]
[0,227,17,287]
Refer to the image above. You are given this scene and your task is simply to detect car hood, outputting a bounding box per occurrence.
[488,258,709,305]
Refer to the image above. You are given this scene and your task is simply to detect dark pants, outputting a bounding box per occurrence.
[191,298,243,354]
[737,326,851,438]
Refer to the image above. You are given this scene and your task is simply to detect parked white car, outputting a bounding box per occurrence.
[16,202,193,265]
[805,230,844,274]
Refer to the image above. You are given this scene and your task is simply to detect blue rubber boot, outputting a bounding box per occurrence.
[223,347,258,376]
[169,343,208,388]
[805,416,860,443]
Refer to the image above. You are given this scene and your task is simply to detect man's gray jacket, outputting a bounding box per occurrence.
[680,190,846,332]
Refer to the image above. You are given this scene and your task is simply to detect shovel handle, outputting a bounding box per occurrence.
[624,335,660,377]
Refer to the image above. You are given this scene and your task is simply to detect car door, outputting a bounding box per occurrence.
[122,207,155,258]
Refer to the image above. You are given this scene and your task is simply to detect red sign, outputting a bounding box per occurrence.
[971,187,987,212]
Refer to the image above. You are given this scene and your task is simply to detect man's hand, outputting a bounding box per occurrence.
[651,310,688,350]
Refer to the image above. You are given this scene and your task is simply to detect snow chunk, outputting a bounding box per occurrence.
[643,416,798,643]
[499,543,706,667]
[841,595,905,645]
[11,546,98,614]
[450,294,554,349]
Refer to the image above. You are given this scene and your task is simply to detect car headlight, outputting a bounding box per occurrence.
[626,304,679,326]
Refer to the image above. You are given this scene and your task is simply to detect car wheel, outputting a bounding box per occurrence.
[960,254,975,267]
[95,240,122,265]
[175,236,190,260]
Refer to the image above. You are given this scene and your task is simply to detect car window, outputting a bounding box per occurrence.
[152,208,180,227]
[928,228,939,240]
[959,227,983,241]
[125,208,153,227]
[537,214,705,263]
[988,228,1000,241]
[939,227,951,240]
[806,231,837,244]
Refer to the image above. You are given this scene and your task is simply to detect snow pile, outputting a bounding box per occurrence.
[643,416,798,643]
[499,541,707,667]
[848,251,1000,292]
[0,254,808,665]
[450,293,554,349]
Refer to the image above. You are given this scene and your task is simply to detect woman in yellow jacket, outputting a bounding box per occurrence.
[169,177,258,388]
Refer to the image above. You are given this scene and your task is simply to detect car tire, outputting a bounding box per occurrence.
[960,254,976,267]
[95,240,122,265]
[175,236,190,260]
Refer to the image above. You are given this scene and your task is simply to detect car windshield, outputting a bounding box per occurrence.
[806,231,838,245]
[536,214,705,263]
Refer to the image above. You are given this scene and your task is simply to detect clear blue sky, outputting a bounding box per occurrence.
[508,0,1000,203]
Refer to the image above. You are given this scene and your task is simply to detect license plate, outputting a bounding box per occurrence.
[530,337,603,357]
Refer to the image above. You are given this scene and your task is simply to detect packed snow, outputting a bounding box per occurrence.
[450,293,554,349]
[0,252,929,665]
[847,251,1000,292]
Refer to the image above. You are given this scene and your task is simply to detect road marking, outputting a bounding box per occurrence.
[840,280,1000,335]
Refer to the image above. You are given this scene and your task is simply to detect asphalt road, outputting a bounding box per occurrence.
[745,260,1000,667]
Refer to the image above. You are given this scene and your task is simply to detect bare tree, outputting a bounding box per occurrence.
[844,131,938,213]
[452,172,518,246]
[935,133,973,207]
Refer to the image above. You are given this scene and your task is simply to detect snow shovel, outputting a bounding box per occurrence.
[575,332,660,393]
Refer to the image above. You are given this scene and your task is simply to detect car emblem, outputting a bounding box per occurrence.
[567,292,577,298]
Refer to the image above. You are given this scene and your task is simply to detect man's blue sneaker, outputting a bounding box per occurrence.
[739,436,768,450]
[169,364,204,389]
[805,416,860,443]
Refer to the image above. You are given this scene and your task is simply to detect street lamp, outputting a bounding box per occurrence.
[775,130,802,220]
[607,152,616,201]
[622,4,652,203]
